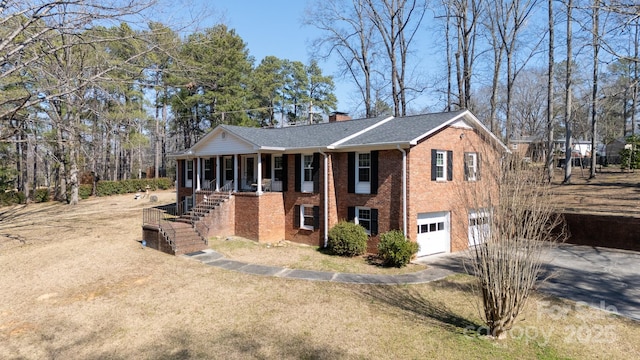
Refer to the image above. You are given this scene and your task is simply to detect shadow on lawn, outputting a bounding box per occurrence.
[143,329,349,360]
[356,283,481,333]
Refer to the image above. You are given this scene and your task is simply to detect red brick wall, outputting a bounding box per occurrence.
[407,126,499,252]
[331,150,405,252]
[235,193,260,240]
[142,225,175,255]
[257,192,286,242]
[234,192,285,243]
[283,154,322,246]
[205,196,235,238]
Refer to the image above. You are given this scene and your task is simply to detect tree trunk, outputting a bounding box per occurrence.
[590,0,599,179]
[563,0,573,184]
[546,0,555,182]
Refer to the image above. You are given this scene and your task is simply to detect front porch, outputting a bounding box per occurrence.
[143,184,286,255]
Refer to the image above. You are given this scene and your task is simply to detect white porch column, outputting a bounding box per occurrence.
[196,157,201,191]
[257,153,263,194]
[215,156,220,191]
[233,154,238,192]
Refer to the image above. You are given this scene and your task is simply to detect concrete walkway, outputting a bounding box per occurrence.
[183,249,453,285]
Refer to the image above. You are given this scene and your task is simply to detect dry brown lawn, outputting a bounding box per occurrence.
[1,188,639,359]
[549,167,640,216]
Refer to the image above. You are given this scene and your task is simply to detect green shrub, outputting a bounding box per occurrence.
[33,188,50,203]
[327,221,368,257]
[0,190,25,206]
[95,178,174,196]
[377,230,419,268]
[78,184,93,199]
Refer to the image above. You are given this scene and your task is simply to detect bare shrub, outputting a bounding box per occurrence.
[459,152,566,339]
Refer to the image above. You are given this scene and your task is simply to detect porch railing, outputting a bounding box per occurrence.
[142,184,234,250]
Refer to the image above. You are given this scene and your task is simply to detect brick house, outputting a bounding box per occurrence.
[160,110,507,256]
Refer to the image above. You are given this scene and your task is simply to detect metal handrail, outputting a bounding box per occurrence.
[158,219,177,251]
[220,180,234,193]
[142,182,234,250]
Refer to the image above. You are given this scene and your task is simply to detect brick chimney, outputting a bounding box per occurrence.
[328,111,351,123]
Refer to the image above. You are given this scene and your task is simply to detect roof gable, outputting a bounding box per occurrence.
[173,110,508,157]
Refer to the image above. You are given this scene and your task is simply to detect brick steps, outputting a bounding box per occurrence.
[164,190,232,255]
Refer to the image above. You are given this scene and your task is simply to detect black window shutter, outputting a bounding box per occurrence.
[347,206,355,222]
[447,151,453,181]
[180,160,185,187]
[313,153,320,193]
[348,152,355,193]
[464,152,470,181]
[371,151,379,194]
[477,153,482,180]
[294,205,300,229]
[282,155,288,191]
[431,149,437,181]
[371,208,379,235]
[294,154,301,192]
[313,206,320,230]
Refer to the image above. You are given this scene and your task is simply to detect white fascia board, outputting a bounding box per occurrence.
[258,146,286,152]
[461,111,511,153]
[408,111,468,145]
[407,110,510,153]
[328,116,395,148]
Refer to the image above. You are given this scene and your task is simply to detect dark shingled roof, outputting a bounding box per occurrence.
[338,110,468,147]
[219,115,390,148]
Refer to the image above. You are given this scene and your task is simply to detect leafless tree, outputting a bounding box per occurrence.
[483,0,505,134]
[364,0,428,117]
[546,0,556,182]
[495,0,543,144]
[590,0,600,178]
[306,0,378,117]
[0,0,155,122]
[563,0,574,184]
[450,0,483,110]
[459,151,565,339]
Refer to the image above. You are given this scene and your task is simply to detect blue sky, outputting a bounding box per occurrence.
[154,0,442,116]
[210,0,357,112]
[156,0,376,115]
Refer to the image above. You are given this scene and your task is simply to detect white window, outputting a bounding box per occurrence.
[273,156,283,181]
[436,150,446,181]
[301,154,314,192]
[300,204,315,230]
[355,207,372,235]
[356,152,371,194]
[465,152,478,181]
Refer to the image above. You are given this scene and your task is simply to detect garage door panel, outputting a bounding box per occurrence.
[416,212,450,256]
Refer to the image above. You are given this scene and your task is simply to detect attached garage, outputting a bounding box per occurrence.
[468,209,491,246]
[416,211,450,256]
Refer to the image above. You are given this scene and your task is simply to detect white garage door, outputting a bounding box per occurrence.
[416,212,450,257]
[468,209,491,247]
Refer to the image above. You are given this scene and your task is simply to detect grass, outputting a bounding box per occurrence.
[208,236,427,275]
[0,190,638,359]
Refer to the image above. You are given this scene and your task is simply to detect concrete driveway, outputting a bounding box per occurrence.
[416,244,640,321]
